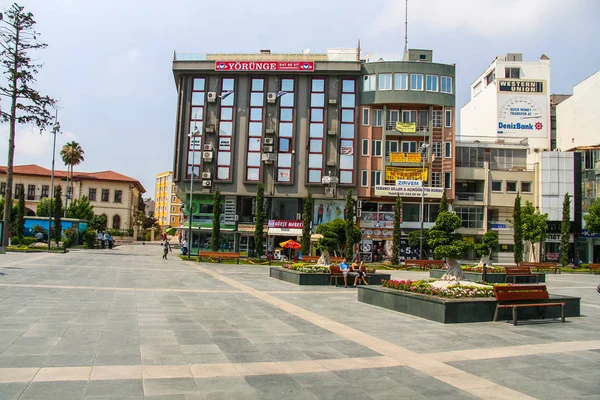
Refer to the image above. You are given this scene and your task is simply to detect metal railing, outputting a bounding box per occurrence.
[385,121,429,132]
[455,192,484,201]
[385,154,429,163]
[455,161,536,171]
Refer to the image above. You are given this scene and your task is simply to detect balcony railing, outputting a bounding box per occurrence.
[385,121,430,132]
[455,192,484,201]
[385,153,429,163]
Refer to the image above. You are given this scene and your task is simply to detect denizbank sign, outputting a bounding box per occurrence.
[497,79,548,139]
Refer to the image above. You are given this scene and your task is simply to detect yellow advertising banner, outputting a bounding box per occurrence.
[385,166,428,181]
[389,152,422,163]
[396,121,416,133]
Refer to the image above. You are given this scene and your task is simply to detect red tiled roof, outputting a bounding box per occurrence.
[0,164,145,193]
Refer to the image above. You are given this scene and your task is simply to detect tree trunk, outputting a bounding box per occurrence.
[316,250,331,266]
[477,255,492,267]
[440,258,464,281]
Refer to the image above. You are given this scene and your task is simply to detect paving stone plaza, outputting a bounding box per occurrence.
[0,246,599,399]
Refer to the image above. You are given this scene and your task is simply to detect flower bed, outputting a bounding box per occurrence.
[282,263,330,273]
[461,266,505,273]
[382,279,494,298]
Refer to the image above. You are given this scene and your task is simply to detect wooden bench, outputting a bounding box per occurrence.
[404,259,445,270]
[519,262,561,274]
[198,252,241,264]
[300,256,344,264]
[589,264,600,274]
[493,285,565,326]
[329,266,371,287]
[504,266,539,284]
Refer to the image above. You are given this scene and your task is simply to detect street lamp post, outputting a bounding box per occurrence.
[187,124,201,258]
[48,111,61,250]
[419,142,430,259]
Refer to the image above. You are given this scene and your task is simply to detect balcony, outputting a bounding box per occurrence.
[385,121,430,134]
[455,192,484,202]
[385,152,429,164]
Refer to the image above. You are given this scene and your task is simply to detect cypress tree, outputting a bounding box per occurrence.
[53,186,63,245]
[254,183,264,258]
[211,187,221,252]
[512,193,523,264]
[438,188,448,215]
[559,193,571,267]
[344,190,355,260]
[392,195,402,265]
[301,187,313,255]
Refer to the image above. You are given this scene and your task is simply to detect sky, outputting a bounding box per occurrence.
[1,0,599,198]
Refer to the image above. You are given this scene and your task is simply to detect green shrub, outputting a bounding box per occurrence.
[82,230,96,248]
[64,228,77,248]
[11,237,37,246]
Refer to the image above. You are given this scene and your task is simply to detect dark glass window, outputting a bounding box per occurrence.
[101,189,109,202]
[114,190,122,203]
[89,188,96,201]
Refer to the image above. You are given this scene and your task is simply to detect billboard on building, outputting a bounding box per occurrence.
[313,200,346,226]
[497,79,548,139]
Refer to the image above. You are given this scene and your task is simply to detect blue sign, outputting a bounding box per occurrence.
[580,229,600,238]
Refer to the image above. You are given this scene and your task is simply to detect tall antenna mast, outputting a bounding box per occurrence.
[403,0,408,59]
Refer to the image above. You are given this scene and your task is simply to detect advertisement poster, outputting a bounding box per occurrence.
[313,200,346,226]
[497,80,548,139]
[390,152,422,163]
[395,122,416,133]
[385,166,428,182]
[374,185,443,198]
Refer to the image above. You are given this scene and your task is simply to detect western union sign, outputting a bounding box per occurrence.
[385,166,428,181]
[389,152,422,163]
[396,121,416,133]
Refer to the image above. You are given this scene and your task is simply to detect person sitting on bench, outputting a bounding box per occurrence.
[353,261,369,287]
[339,258,351,288]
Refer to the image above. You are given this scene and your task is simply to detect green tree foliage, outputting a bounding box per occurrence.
[408,229,429,248]
[16,189,25,239]
[66,196,94,220]
[521,200,548,262]
[476,231,499,257]
[0,4,56,247]
[316,218,360,257]
[211,187,221,252]
[82,229,96,248]
[0,197,18,233]
[344,190,358,260]
[254,183,264,257]
[392,196,402,264]
[559,193,571,267]
[583,197,600,234]
[63,228,77,248]
[53,186,63,244]
[36,197,54,217]
[512,193,524,264]
[301,187,313,255]
[438,189,448,215]
[89,214,107,232]
[60,141,85,209]
[427,211,473,260]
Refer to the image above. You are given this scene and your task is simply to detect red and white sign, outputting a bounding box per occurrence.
[268,220,304,228]
[215,61,315,72]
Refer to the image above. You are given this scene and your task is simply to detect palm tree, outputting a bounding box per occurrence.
[60,141,85,210]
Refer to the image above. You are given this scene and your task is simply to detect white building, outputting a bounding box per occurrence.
[461,53,551,161]
[556,71,600,150]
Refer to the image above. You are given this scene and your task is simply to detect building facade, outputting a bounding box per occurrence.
[0,164,145,230]
[155,171,183,228]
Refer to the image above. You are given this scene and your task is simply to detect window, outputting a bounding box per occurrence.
[418,110,428,129]
[505,68,520,79]
[15,184,22,196]
[426,75,438,92]
[441,76,453,93]
[521,181,532,193]
[401,141,417,153]
[362,107,370,126]
[402,110,417,122]
[361,170,368,187]
[444,142,452,158]
[432,110,442,127]
[112,215,121,230]
[0,182,5,196]
[485,71,495,85]
[385,140,399,156]
[432,142,442,158]
[339,78,356,184]
[172,206,177,213]
[371,140,382,156]
[410,74,423,91]
[247,78,265,182]
[372,110,383,127]
[114,190,122,203]
[27,185,35,200]
[455,206,484,228]
[188,77,205,179]
[378,73,392,90]
[445,109,452,128]
[402,203,420,222]
[361,139,369,156]
[491,181,503,192]
[41,185,49,198]
[171,216,176,223]
[89,188,96,201]
[444,172,452,189]
[101,189,109,202]
[217,78,235,181]
[394,73,408,90]
[431,172,442,188]
[363,75,376,91]
[277,78,295,183]
[506,181,517,192]
[371,171,381,186]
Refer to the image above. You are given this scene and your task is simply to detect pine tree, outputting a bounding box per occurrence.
[392,195,402,265]
[211,187,221,252]
[559,193,571,267]
[53,186,63,245]
[301,187,313,255]
[344,190,355,260]
[254,183,264,258]
[512,193,523,264]
[16,188,25,240]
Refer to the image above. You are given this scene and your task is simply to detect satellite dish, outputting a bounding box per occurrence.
[302,48,311,54]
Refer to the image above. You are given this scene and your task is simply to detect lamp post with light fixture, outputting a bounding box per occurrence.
[48,111,61,250]
[419,142,430,259]
[187,124,201,257]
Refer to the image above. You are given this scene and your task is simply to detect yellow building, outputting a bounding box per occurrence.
[155,171,183,228]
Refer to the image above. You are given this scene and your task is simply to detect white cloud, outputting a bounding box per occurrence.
[375,0,571,38]
[126,48,141,64]
[0,124,77,167]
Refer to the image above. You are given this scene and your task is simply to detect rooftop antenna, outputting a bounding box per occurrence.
[403,0,408,59]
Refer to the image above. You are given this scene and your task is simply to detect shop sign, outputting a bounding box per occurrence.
[374,185,443,198]
[340,146,354,155]
[490,222,510,230]
[395,121,416,133]
[385,166,428,181]
[497,81,547,139]
[237,223,267,232]
[545,252,559,261]
[390,153,421,163]
[400,236,420,262]
[395,179,422,187]
[360,228,393,239]
[313,200,346,226]
[580,229,600,238]
[360,211,396,228]
[268,220,304,229]
[215,61,315,72]
[498,80,544,93]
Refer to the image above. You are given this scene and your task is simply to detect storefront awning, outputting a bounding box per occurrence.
[268,228,303,236]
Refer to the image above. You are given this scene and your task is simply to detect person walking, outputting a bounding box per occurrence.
[162,240,170,260]
[182,239,188,256]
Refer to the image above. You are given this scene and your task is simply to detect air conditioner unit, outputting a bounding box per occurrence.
[201,172,212,179]
[207,92,217,103]
[328,99,337,105]
[265,128,275,135]
[202,151,213,161]
[203,143,213,151]
[202,180,212,187]
[326,160,336,167]
[327,130,337,136]
[205,126,215,134]
[264,137,274,145]
[263,145,274,153]
[267,93,277,103]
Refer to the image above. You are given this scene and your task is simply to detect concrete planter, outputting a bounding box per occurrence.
[358,286,580,324]
[269,267,391,286]
[429,269,546,284]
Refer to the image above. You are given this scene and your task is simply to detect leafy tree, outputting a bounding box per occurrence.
[36,197,54,217]
[211,187,221,252]
[254,183,264,258]
[137,194,145,213]
[66,195,94,220]
[52,186,63,245]
[392,195,402,264]
[0,4,57,247]
[438,189,448,216]
[82,229,96,248]
[316,219,345,256]
[60,141,85,209]
[15,188,24,239]
[476,231,499,259]
[301,187,313,255]
[559,193,571,267]
[583,198,600,234]
[89,214,107,233]
[344,190,358,260]
[428,211,473,260]
[408,229,429,248]
[521,200,548,262]
[512,193,524,264]
[0,197,18,231]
